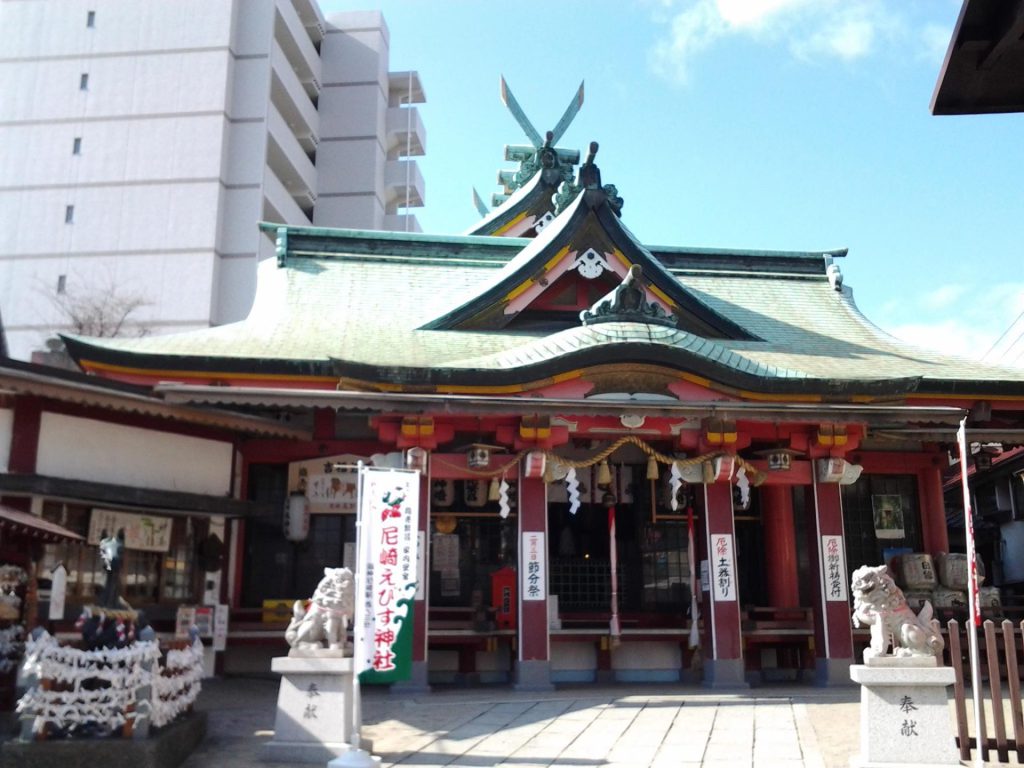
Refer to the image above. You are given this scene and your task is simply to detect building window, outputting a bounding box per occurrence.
[64,205,74,223]
[79,73,89,90]
[72,137,82,155]
[86,10,95,27]
[57,274,67,294]
[39,502,202,606]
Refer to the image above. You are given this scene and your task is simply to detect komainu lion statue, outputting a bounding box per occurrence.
[851,564,944,660]
[285,567,355,655]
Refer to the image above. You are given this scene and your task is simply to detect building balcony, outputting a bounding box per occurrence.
[274,1,321,94]
[267,105,317,210]
[385,105,425,158]
[388,71,425,107]
[290,0,326,44]
[384,159,424,211]
[263,168,311,225]
[271,42,319,156]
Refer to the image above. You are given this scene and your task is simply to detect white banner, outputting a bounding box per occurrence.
[354,467,420,684]
[522,532,546,601]
[89,508,172,552]
[821,534,848,601]
[710,533,736,602]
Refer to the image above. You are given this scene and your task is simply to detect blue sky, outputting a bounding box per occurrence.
[324,0,1024,365]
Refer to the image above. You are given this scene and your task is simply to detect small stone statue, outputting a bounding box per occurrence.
[285,567,355,656]
[851,564,944,661]
[97,528,125,609]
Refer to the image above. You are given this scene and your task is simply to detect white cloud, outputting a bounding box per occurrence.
[650,0,922,82]
[883,282,1024,366]
[919,283,967,311]
[887,320,995,361]
[715,0,812,29]
[919,22,953,63]
[795,13,877,60]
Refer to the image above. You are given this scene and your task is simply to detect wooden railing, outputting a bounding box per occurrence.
[947,618,1024,763]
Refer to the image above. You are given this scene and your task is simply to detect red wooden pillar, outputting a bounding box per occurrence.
[392,466,431,693]
[514,472,552,690]
[761,485,800,607]
[2,396,41,512]
[918,465,949,555]
[809,476,854,685]
[703,482,745,687]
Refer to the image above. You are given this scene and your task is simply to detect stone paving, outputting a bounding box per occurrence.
[181,677,865,768]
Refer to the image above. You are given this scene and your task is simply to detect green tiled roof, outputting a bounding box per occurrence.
[63,222,1024,395]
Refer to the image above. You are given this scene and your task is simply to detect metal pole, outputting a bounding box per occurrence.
[351,460,365,751]
[957,419,985,768]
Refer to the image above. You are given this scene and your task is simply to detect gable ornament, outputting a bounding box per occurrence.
[579,264,674,327]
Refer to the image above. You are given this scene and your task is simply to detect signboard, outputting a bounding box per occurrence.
[194,606,214,638]
[175,605,196,638]
[822,535,848,601]
[710,534,736,602]
[287,453,364,515]
[213,604,229,651]
[354,467,420,684]
[521,532,546,601]
[872,494,906,539]
[88,509,172,552]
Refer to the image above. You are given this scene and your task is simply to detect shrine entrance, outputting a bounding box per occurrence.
[738,485,816,683]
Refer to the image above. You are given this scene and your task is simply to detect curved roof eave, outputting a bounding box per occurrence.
[463,169,556,237]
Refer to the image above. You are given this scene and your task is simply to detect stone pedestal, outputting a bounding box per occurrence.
[850,661,960,767]
[263,656,367,763]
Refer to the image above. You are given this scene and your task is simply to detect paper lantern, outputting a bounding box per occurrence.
[467,445,490,469]
[405,447,428,471]
[283,492,309,542]
[523,450,546,478]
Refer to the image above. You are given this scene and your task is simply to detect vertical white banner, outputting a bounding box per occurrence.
[354,467,420,684]
[48,564,67,621]
[522,532,546,601]
[821,534,848,601]
[710,533,736,602]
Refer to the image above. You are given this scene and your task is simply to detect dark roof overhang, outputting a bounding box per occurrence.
[931,0,1024,114]
[1,355,311,440]
[0,474,261,518]
[156,383,967,431]
[0,504,83,542]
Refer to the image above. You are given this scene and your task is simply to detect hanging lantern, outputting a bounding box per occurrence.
[467,445,490,469]
[283,492,309,542]
[464,479,487,507]
[816,457,844,483]
[431,479,454,507]
[405,446,428,472]
[523,450,547,479]
[596,460,612,487]
[703,455,735,483]
[646,455,660,481]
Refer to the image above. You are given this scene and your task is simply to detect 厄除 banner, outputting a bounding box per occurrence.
[354,467,420,684]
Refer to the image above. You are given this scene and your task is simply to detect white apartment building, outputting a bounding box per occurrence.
[0,1,425,361]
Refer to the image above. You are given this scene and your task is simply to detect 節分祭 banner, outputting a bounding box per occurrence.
[354,467,420,684]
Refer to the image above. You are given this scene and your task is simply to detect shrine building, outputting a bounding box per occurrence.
[42,116,1024,689]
